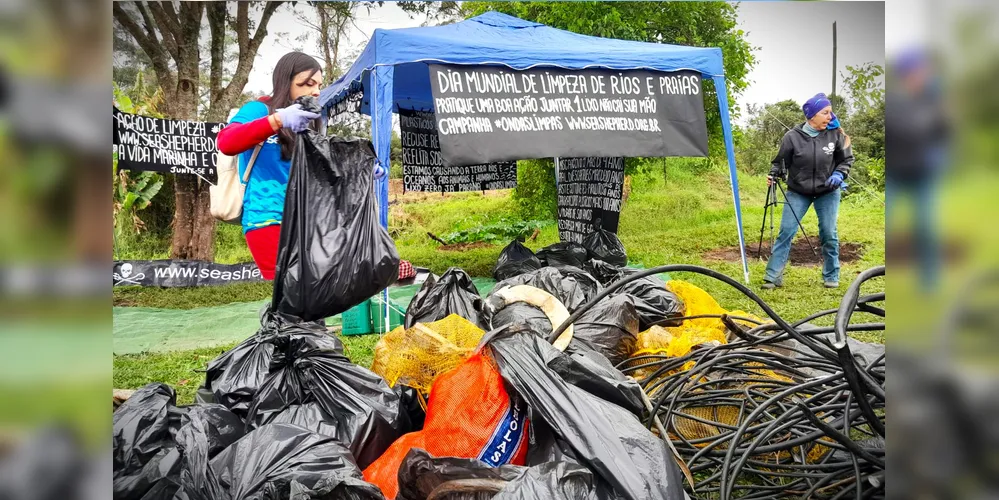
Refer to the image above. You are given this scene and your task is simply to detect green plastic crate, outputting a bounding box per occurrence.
[341,299,373,335]
[370,296,405,333]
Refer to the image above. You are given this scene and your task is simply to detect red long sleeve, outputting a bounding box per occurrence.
[217,116,277,155]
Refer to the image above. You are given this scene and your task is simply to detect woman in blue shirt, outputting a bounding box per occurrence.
[217,52,322,279]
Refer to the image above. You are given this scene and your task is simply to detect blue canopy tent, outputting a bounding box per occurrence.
[319,12,750,303]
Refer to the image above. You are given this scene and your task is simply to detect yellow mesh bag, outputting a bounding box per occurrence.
[665,280,727,330]
[631,325,723,364]
[671,404,743,447]
[371,314,486,396]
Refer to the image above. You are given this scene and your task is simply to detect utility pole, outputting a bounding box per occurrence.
[832,21,838,95]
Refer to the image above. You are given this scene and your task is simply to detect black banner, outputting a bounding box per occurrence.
[428,64,708,166]
[399,108,518,192]
[113,260,264,288]
[112,107,224,178]
[330,80,364,117]
[557,157,625,244]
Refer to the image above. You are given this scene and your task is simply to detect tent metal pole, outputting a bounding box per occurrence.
[372,65,395,332]
[712,75,751,284]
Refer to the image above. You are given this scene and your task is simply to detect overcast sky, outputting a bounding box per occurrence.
[735,1,884,123]
[244,2,887,126]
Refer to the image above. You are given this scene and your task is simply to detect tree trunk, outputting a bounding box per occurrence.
[115,1,283,261]
[172,174,215,260]
[168,5,213,261]
[168,89,215,260]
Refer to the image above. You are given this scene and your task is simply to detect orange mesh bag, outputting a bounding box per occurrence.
[362,350,529,499]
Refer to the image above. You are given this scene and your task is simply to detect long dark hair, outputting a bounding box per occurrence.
[266,51,321,160]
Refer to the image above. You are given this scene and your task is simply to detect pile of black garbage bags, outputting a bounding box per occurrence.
[114,229,694,500]
[112,314,407,500]
[114,116,689,500]
[413,230,686,365]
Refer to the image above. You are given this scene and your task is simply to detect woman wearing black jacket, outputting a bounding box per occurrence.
[763,93,854,289]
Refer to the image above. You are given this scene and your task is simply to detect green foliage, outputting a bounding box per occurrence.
[213,223,255,264]
[511,158,557,220]
[113,343,237,405]
[865,156,885,191]
[390,163,404,179]
[113,79,165,246]
[117,169,164,214]
[842,98,885,161]
[114,330,384,404]
[841,63,885,116]
[390,130,403,178]
[327,114,372,139]
[846,152,886,200]
[839,63,885,162]
[397,0,463,25]
[114,282,272,309]
[440,218,548,245]
[512,155,723,221]
[736,100,802,175]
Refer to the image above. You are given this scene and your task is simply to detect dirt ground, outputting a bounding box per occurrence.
[705,240,864,265]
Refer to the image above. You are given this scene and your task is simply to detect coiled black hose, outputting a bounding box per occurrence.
[601,265,885,499]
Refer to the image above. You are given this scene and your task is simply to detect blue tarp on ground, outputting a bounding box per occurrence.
[318,11,749,284]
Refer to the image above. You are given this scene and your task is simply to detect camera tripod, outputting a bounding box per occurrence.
[757,177,818,260]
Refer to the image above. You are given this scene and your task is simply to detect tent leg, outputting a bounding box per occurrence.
[712,75,750,284]
[371,65,395,331]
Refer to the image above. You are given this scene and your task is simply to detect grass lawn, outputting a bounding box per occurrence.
[114,163,886,404]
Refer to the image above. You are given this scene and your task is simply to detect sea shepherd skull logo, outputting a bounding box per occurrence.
[114,262,145,286]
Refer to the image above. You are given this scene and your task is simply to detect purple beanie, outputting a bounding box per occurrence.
[802,93,832,119]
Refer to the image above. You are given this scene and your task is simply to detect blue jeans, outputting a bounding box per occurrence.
[886,175,939,290]
[765,188,841,284]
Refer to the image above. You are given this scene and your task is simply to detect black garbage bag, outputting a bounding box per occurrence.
[568,294,642,366]
[535,242,589,269]
[202,312,340,419]
[525,348,645,468]
[404,268,486,329]
[493,239,543,281]
[487,327,686,500]
[584,259,626,286]
[524,419,581,467]
[397,385,427,431]
[396,448,526,500]
[112,383,244,500]
[581,228,627,267]
[489,267,600,313]
[555,343,645,416]
[488,302,553,334]
[203,312,408,470]
[208,423,384,500]
[615,273,686,329]
[493,461,613,500]
[551,265,602,305]
[582,261,686,330]
[272,96,399,322]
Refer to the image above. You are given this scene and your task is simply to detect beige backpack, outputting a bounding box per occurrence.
[210,144,262,225]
